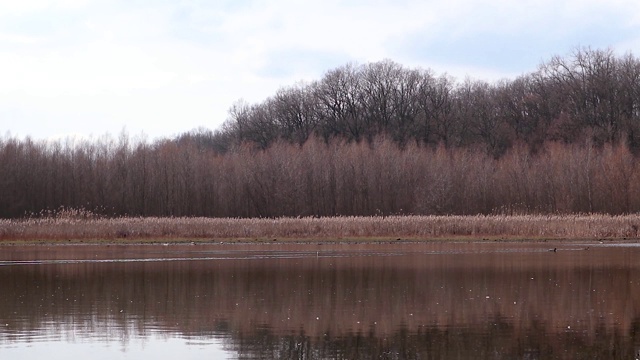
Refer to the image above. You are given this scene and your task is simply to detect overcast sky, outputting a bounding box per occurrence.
[2,0,640,141]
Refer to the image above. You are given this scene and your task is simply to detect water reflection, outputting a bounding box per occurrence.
[1,242,640,359]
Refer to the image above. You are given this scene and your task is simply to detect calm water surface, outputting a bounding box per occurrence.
[1,241,640,359]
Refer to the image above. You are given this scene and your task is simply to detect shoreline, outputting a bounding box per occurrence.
[0,236,613,246]
[2,213,640,246]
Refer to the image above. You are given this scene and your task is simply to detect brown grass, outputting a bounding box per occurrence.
[1,214,640,244]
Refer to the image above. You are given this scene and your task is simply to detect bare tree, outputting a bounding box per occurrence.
[315,63,365,141]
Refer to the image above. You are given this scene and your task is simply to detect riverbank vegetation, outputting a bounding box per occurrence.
[1,213,639,242]
[1,135,639,219]
[2,47,640,221]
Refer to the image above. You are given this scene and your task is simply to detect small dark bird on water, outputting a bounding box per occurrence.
[549,248,557,252]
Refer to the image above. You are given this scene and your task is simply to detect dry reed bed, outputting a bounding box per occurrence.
[1,214,640,242]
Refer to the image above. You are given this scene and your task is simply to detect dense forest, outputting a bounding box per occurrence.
[215,47,640,155]
[2,47,640,219]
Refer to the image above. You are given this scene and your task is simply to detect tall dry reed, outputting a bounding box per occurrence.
[1,214,639,242]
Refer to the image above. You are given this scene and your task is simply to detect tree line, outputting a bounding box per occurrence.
[1,134,638,218]
[213,47,640,156]
[3,47,640,219]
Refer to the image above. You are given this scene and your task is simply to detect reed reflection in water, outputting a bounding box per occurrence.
[1,242,640,359]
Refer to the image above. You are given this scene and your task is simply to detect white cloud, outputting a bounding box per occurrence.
[0,0,88,14]
[1,0,640,140]
[0,32,40,44]
[215,0,436,63]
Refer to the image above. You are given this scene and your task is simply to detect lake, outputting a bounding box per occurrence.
[1,241,639,359]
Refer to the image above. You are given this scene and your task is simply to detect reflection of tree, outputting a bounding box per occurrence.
[224,318,640,359]
[2,246,640,358]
